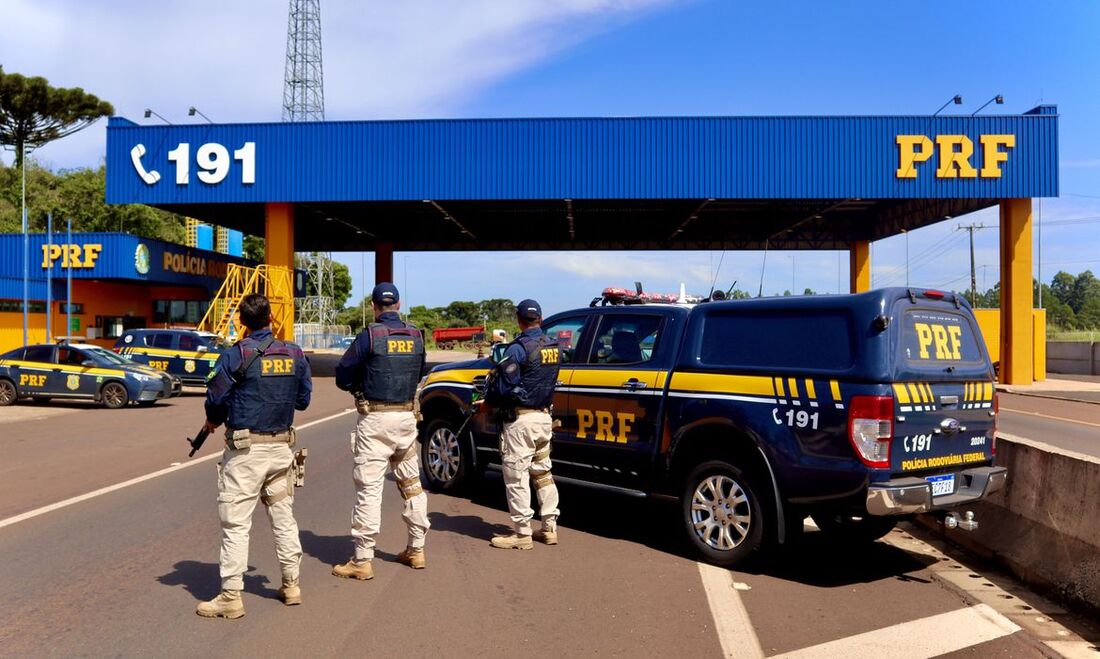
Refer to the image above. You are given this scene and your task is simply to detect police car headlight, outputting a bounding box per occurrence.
[134,373,160,384]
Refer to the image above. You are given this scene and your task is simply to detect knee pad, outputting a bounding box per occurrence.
[396,475,423,500]
[532,470,554,490]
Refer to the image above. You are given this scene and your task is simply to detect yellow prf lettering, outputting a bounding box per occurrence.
[576,408,634,444]
[896,135,933,178]
[980,134,1015,178]
[19,374,46,387]
[935,135,978,178]
[387,339,414,353]
[40,243,102,269]
[931,324,951,359]
[149,360,169,370]
[914,323,934,359]
[540,348,558,364]
[947,325,963,359]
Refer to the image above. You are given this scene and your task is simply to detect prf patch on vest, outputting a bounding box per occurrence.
[539,347,559,365]
[386,339,416,354]
[260,357,296,376]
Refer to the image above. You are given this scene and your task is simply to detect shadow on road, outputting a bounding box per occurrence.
[299,530,396,565]
[435,474,938,587]
[156,560,280,601]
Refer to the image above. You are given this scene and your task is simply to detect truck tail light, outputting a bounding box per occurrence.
[991,391,999,455]
[848,395,894,468]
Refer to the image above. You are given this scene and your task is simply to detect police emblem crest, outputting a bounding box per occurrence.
[184,360,196,373]
[66,374,80,391]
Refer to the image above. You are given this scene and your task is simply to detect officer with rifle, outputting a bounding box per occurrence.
[486,299,562,551]
[193,293,312,619]
[332,283,430,580]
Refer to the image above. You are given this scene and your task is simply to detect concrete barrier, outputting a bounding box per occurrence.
[1047,340,1099,375]
[921,433,1100,617]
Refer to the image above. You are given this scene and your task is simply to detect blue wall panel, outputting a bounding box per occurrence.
[106,109,1058,206]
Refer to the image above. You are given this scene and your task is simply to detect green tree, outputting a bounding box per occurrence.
[1050,271,1076,309]
[478,298,515,324]
[335,300,371,334]
[442,300,481,326]
[243,235,265,262]
[1077,296,1100,330]
[1070,271,1100,315]
[0,67,113,169]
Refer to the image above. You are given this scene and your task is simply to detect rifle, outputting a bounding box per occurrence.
[187,425,211,458]
[452,356,510,438]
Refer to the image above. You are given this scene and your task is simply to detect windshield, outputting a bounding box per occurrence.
[82,346,134,366]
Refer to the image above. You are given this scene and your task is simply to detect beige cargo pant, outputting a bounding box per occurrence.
[500,411,560,536]
[351,411,430,561]
[217,442,301,591]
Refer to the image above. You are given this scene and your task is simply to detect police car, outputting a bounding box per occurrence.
[418,287,1006,566]
[113,328,225,386]
[0,342,181,408]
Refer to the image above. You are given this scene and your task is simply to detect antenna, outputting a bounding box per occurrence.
[708,250,726,299]
[283,0,325,122]
[757,239,769,297]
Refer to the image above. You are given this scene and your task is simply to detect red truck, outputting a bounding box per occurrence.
[432,326,486,350]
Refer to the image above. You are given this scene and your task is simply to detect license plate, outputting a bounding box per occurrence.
[927,474,955,497]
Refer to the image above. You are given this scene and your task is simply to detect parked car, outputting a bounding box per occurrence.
[330,336,356,350]
[417,287,1005,566]
[0,342,181,408]
[114,329,226,386]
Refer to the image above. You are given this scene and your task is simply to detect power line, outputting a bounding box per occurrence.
[955,223,994,305]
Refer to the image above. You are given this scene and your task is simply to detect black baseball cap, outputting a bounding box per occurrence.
[372,282,400,305]
[516,299,542,320]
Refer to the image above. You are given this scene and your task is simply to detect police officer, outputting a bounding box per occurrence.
[197,293,312,619]
[332,282,429,579]
[487,299,561,550]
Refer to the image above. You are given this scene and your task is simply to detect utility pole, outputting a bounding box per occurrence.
[955,223,992,306]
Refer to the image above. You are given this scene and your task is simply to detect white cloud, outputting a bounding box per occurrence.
[0,0,679,168]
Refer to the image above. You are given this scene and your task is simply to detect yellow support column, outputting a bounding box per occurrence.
[999,199,1033,384]
[265,202,295,341]
[849,240,871,293]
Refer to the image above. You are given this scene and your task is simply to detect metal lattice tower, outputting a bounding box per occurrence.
[282,0,325,122]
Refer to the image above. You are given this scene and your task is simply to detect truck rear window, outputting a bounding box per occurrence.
[901,309,983,366]
[699,311,854,371]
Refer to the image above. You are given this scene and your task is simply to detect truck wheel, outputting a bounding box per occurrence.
[420,415,472,491]
[101,382,129,409]
[0,379,17,406]
[681,460,766,567]
[810,512,897,543]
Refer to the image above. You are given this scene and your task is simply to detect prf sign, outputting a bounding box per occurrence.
[41,243,102,269]
[896,134,1015,179]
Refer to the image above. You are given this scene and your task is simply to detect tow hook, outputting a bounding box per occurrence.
[943,510,978,532]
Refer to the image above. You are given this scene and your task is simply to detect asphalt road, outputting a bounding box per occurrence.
[0,381,1095,657]
[998,393,1100,457]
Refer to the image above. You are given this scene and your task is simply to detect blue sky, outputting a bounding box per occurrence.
[2,0,1098,315]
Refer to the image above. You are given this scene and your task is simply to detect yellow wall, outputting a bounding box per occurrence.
[974,308,1046,382]
[849,240,871,293]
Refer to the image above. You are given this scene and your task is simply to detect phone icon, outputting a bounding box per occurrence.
[130,144,161,185]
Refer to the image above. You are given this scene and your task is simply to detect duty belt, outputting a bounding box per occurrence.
[366,401,415,412]
[252,429,294,444]
[516,407,550,415]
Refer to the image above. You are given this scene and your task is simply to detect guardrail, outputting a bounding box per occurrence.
[920,433,1100,618]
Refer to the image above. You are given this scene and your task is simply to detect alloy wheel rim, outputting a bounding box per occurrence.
[690,474,751,551]
[426,426,460,483]
[0,381,14,404]
[104,384,125,407]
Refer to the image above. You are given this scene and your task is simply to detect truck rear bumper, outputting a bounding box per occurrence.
[866,466,1007,516]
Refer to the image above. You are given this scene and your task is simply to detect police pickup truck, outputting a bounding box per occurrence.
[417,288,1005,566]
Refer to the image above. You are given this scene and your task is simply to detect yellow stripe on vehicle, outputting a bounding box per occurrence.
[0,359,127,377]
[829,379,841,401]
[125,346,218,361]
[570,369,665,389]
[787,378,799,400]
[670,372,776,397]
[774,377,786,398]
[907,383,923,404]
[894,383,911,404]
[984,382,993,400]
[423,368,488,386]
[923,383,934,404]
[804,379,817,399]
[964,382,970,401]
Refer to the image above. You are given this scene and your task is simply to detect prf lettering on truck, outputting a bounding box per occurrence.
[896,134,1015,179]
[914,322,963,360]
[576,409,635,443]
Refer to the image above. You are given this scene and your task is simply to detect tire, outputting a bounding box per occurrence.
[681,460,767,567]
[810,512,898,544]
[420,414,473,492]
[101,382,129,409]
[0,379,17,406]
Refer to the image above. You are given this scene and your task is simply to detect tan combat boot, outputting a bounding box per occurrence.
[490,533,534,550]
[279,577,302,606]
[332,559,374,580]
[396,547,426,569]
[196,590,245,619]
[533,528,558,545]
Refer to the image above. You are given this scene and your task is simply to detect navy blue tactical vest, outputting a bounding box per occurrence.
[361,322,425,402]
[513,333,560,408]
[227,337,304,432]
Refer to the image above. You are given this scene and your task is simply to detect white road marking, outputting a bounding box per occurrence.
[697,562,765,659]
[1001,406,1100,429]
[0,409,354,531]
[771,604,1020,659]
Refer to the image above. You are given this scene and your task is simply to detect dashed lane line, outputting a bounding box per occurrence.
[0,409,355,531]
[697,562,765,659]
[771,604,1020,658]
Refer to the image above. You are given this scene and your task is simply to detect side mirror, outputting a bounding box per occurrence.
[490,343,508,364]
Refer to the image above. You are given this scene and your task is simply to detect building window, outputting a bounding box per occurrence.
[152,299,210,325]
[0,299,47,313]
[59,302,84,314]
